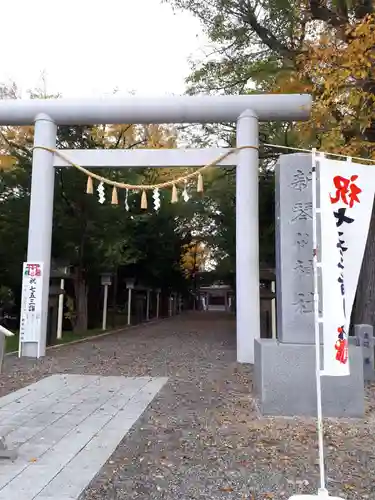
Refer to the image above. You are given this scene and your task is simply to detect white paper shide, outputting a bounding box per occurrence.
[19,262,44,344]
[319,159,373,376]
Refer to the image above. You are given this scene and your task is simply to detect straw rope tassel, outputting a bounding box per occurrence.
[32,145,266,196]
[141,190,148,209]
[86,176,94,194]
[111,186,118,205]
[171,184,178,203]
[197,173,204,193]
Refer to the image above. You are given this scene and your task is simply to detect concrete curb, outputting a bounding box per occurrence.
[5,315,176,358]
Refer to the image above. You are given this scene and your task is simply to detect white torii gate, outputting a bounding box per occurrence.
[0,94,311,362]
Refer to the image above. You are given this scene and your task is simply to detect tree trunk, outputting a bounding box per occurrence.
[73,271,88,333]
[352,197,375,326]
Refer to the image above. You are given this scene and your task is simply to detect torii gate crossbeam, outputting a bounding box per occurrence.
[1,94,311,362]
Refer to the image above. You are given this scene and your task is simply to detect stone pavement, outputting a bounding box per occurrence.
[0,374,167,500]
[1,313,375,499]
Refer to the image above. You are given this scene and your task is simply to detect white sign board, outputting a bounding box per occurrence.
[19,262,44,346]
[320,174,349,376]
[319,159,374,376]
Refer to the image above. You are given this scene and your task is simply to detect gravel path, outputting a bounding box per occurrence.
[1,312,375,499]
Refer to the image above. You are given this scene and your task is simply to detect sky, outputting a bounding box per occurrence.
[1,0,208,98]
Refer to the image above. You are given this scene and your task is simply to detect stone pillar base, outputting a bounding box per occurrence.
[254,339,364,418]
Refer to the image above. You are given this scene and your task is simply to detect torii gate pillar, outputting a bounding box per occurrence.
[236,110,259,362]
[23,114,57,357]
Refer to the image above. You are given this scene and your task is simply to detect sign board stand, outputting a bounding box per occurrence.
[19,262,44,358]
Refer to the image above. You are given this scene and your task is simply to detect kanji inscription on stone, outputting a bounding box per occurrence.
[276,154,315,344]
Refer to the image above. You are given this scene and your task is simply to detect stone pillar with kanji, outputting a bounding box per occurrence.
[253,153,364,418]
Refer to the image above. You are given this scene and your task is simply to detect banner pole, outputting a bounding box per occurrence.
[311,150,327,495]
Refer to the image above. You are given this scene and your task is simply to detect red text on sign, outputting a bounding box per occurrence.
[335,327,348,365]
[330,175,361,208]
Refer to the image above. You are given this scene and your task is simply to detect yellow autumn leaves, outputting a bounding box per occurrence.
[180,241,210,278]
[275,13,375,160]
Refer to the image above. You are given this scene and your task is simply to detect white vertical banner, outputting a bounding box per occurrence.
[320,166,349,376]
[319,158,375,376]
[19,262,44,351]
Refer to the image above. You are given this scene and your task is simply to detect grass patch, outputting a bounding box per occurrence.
[4,326,118,354]
[4,334,19,353]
